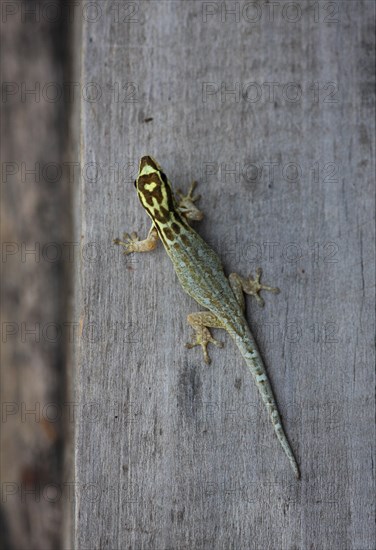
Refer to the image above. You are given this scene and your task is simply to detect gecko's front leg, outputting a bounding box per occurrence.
[176,181,203,221]
[113,225,159,254]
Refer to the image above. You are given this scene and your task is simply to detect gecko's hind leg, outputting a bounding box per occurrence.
[185,311,224,364]
[229,268,280,308]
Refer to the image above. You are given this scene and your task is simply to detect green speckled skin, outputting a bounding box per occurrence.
[114,155,300,479]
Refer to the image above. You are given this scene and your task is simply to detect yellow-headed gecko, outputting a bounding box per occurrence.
[114,155,300,478]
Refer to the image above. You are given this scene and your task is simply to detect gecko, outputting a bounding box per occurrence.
[114,155,300,478]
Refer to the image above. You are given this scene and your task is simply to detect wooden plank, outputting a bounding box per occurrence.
[77,2,375,548]
[0,1,78,549]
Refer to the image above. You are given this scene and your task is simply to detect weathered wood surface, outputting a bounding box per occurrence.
[77,2,375,549]
[1,1,78,549]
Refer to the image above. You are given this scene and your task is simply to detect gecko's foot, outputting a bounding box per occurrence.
[185,325,223,364]
[113,231,139,254]
[243,268,280,307]
[176,181,204,221]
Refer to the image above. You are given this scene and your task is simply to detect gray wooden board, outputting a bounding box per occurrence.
[76,2,375,549]
[1,2,76,549]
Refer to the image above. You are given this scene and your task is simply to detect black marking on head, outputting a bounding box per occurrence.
[137,170,177,225]
[138,173,163,203]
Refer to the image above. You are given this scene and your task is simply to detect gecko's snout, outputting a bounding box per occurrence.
[139,155,163,174]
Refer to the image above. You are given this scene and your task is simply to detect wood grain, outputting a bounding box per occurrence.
[77,2,375,548]
[1,1,77,549]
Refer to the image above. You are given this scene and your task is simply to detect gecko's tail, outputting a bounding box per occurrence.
[231,326,300,479]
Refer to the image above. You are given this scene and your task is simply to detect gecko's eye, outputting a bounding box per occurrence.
[160,172,168,185]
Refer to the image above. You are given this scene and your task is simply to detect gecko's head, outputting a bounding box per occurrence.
[135,155,176,223]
